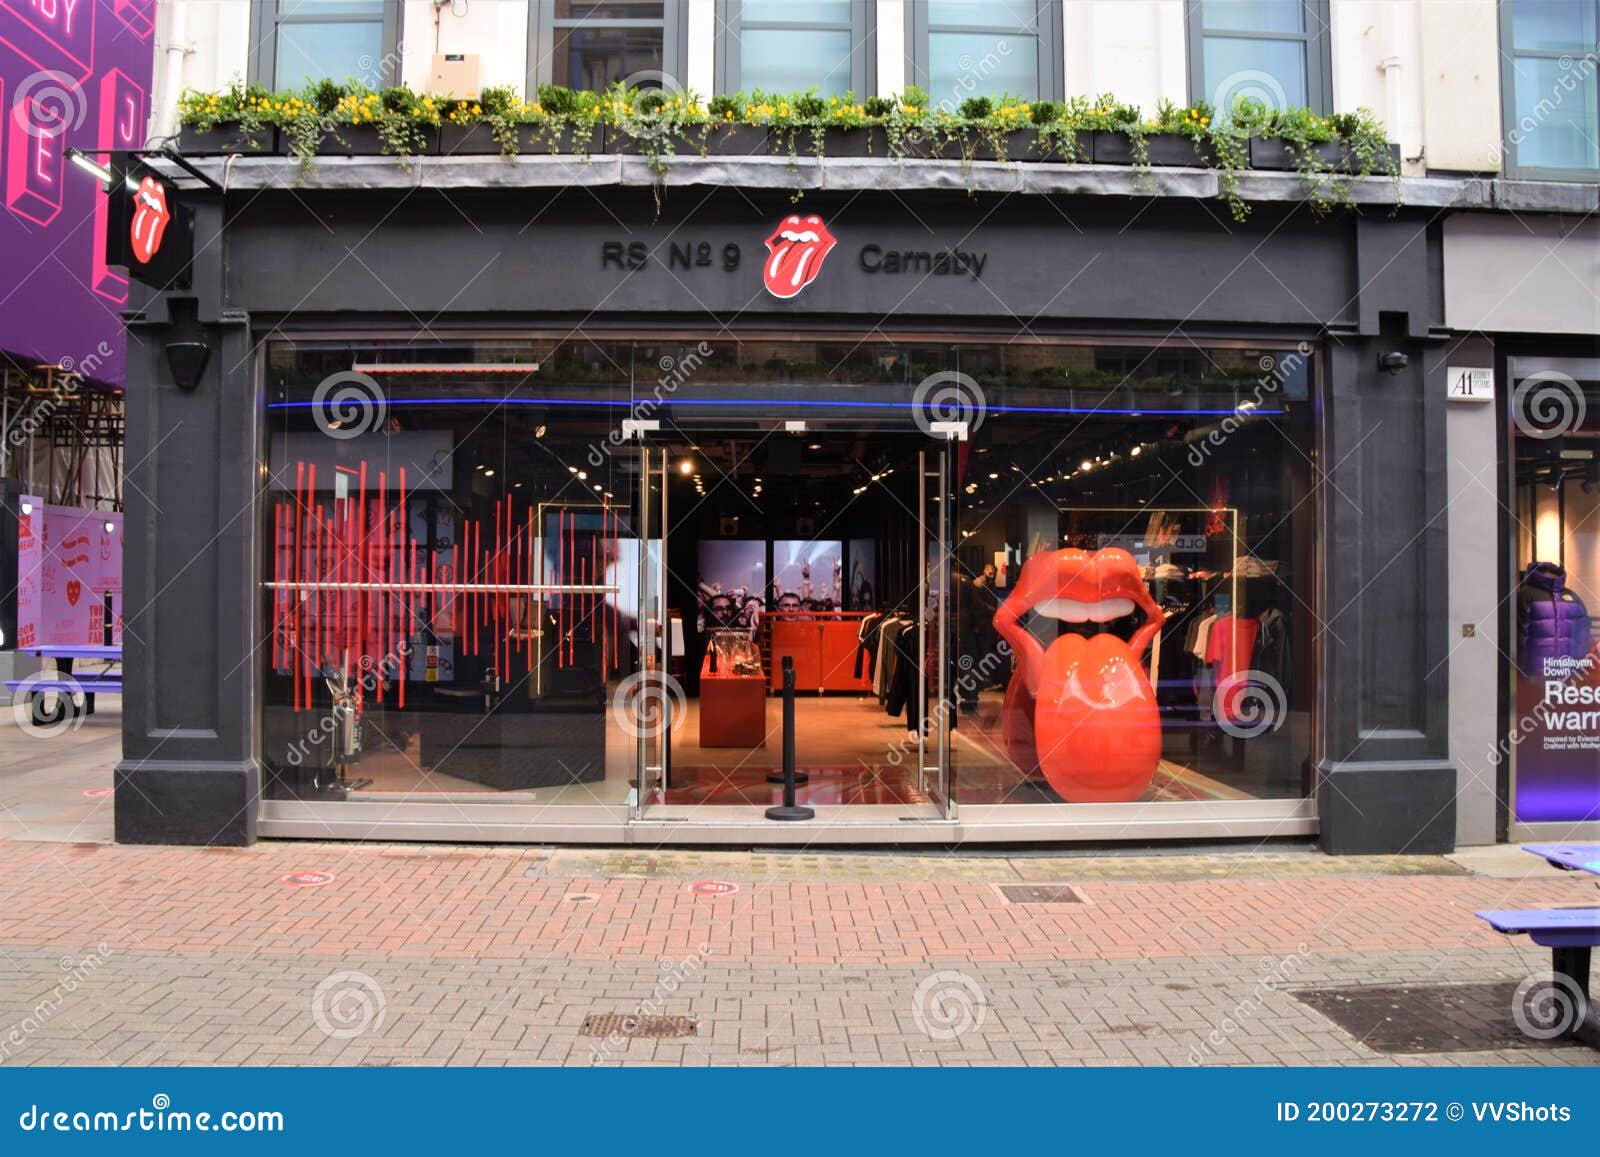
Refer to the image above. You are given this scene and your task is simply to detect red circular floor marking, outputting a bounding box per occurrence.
[82,787,113,798]
[281,870,335,888]
[687,880,740,897]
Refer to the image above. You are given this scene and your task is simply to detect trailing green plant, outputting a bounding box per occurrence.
[961,94,1036,161]
[600,83,710,210]
[1032,97,1088,162]
[176,80,275,138]
[330,85,439,161]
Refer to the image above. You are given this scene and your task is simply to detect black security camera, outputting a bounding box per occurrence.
[165,341,210,390]
[1378,351,1409,375]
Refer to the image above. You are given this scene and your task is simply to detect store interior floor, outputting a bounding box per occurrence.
[337,687,1305,806]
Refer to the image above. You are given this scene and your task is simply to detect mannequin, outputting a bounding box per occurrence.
[994,547,1165,803]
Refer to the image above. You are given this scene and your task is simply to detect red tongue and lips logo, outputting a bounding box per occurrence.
[129,176,171,264]
[763,213,836,298]
[996,548,1166,802]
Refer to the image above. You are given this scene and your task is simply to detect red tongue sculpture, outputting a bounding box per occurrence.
[994,548,1164,803]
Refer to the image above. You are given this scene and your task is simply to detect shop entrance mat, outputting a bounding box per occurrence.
[997,884,1087,904]
[579,1014,697,1040]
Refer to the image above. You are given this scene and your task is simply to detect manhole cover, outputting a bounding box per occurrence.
[1292,982,1580,1054]
[580,1014,697,1039]
[998,884,1085,904]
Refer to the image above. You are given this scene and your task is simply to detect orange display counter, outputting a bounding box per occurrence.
[768,614,872,693]
[698,655,768,747]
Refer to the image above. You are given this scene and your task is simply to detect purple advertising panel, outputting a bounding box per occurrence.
[1,0,156,384]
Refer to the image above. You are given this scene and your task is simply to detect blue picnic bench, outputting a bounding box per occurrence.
[5,645,122,725]
[1476,843,1600,1049]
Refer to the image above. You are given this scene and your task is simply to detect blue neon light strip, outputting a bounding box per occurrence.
[266,397,1285,417]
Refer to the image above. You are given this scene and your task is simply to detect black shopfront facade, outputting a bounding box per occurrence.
[111,159,1457,853]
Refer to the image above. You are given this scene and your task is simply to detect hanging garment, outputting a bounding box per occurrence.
[876,617,909,698]
[1207,614,1262,728]
[1252,606,1290,690]
[854,612,882,679]
[1518,561,1593,672]
[885,622,919,720]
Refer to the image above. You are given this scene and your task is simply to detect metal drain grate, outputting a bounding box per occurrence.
[998,884,1085,904]
[1292,982,1577,1054]
[579,1014,697,1039]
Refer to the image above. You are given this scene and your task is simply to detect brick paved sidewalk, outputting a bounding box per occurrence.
[0,838,1596,1067]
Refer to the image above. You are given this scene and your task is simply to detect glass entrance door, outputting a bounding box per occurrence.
[626,422,958,819]
[629,441,671,818]
[919,435,958,819]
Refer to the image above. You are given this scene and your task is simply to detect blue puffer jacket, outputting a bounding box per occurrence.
[1518,562,1592,672]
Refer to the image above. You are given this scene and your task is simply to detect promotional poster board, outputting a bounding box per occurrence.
[14,499,123,648]
[1514,651,1600,823]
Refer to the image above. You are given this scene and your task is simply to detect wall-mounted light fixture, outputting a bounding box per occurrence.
[64,147,112,188]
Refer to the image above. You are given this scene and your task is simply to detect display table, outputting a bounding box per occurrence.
[698,654,768,747]
[768,613,872,693]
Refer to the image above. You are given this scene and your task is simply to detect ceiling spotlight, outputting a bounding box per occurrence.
[679,459,693,475]
[534,425,546,438]
[567,465,578,474]
[484,468,495,477]
[577,471,588,480]
[1130,446,1142,457]
[1080,460,1093,472]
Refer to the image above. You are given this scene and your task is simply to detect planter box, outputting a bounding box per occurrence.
[1248,137,1342,171]
[517,123,603,156]
[699,123,771,156]
[910,128,1042,162]
[610,127,723,160]
[1036,129,1095,162]
[437,123,506,156]
[969,128,1041,161]
[819,125,889,158]
[177,123,276,154]
[1093,131,1212,167]
[1342,141,1403,174]
[310,124,439,157]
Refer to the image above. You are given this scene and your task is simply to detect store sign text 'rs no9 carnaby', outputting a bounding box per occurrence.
[600,215,989,300]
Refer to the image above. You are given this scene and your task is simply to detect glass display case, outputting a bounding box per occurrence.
[707,628,764,677]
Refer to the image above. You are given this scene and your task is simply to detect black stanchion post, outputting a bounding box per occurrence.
[766,653,808,785]
[766,656,814,821]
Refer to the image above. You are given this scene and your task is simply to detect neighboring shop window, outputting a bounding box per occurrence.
[531,1,683,91]
[1500,0,1600,176]
[905,1,1063,107]
[1510,361,1600,825]
[1186,0,1331,117]
[250,0,401,89]
[716,1,873,97]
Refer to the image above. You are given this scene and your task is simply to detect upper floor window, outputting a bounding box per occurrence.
[1186,0,1331,116]
[905,1,1063,108]
[530,1,684,92]
[716,1,874,96]
[251,0,400,89]
[1500,0,1600,175]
